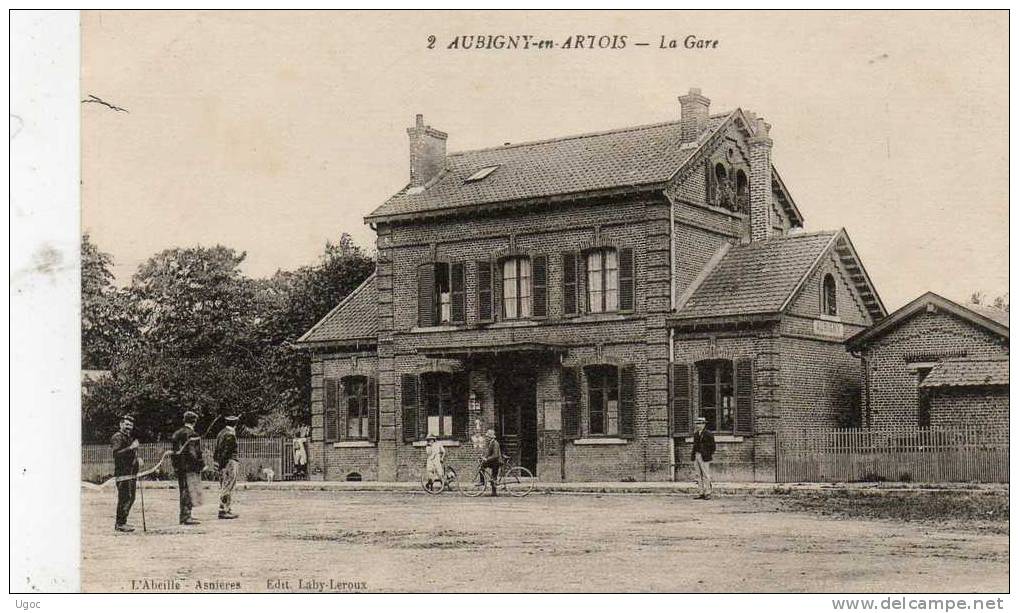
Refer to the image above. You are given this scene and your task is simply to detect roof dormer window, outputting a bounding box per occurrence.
[464,165,499,183]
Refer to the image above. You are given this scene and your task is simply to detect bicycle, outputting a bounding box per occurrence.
[420,463,458,495]
[461,456,534,497]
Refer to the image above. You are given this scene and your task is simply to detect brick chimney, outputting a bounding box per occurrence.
[747,117,773,242]
[678,88,711,142]
[407,114,447,187]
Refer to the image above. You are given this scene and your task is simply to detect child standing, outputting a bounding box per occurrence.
[425,434,446,491]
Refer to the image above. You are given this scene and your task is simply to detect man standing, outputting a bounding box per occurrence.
[110,414,140,532]
[171,410,205,525]
[214,415,240,520]
[691,416,716,500]
[480,429,503,497]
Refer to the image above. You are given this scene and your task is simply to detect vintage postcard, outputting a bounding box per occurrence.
[11,9,1011,599]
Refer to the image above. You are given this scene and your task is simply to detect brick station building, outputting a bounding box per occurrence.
[847,292,1009,432]
[296,88,887,482]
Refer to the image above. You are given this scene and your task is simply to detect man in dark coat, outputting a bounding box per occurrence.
[480,429,503,497]
[691,416,716,500]
[213,415,240,519]
[110,414,140,532]
[171,410,205,525]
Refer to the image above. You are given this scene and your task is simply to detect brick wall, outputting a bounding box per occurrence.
[862,310,1008,428]
[929,386,1008,431]
[310,352,380,480]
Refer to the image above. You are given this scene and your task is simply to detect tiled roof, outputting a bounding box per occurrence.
[847,292,1009,350]
[366,114,731,221]
[967,304,1009,328]
[675,231,839,320]
[920,358,1009,388]
[296,274,378,345]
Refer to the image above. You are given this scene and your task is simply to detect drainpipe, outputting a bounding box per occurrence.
[668,327,676,481]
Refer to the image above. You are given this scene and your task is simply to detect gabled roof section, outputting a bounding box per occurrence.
[771,167,805,228]
[847,292,1009,351]
[920,358,1009,388]
[295,273,378,347]
[672,229,885,325]
[366,113,734,223]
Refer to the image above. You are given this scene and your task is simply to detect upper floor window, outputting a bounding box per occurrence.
[587,249,619,313]
[502,257,532,319]
[417,262,464,327]
[735,169,749,213]
[822,273,837,317]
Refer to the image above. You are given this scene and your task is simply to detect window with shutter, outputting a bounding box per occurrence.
[735,358,754,435]
[477,260,493,322]
[368,377,379,442]
[671,363,692,436]
[561,367,581,439]
[619,364,636,437]
[586,365,619,435]
[532,255,548,318]
[417,264,436,327]
[401,374,419,442]
[697,360,734,433]
[562,252,578,316]
[450,262,465,324]
[324,378,339,442]
[619,248,635,312]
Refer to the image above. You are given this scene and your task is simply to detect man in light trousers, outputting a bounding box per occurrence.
[691,416,716,500]
[213,414,240,519]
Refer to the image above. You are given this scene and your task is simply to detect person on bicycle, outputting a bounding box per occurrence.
[425,434,445,492]
[480,429,503,497]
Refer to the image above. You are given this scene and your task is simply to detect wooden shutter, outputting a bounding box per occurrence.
[619,247,635,312]
[417,263,436,327]
[735,358,754,435]
[368,377,379,443]
[452,373,469,441]
[532,255,548,318]
[671,363,692,436]
[578,252,588,313]
[562,252,578,316]
[619,364,636,438]
[324,378,338,442]
[401,374,419,442]
[450,262,465,324]
[417,376,430,439]
[476,260,493,322]
[493,259,504,320]
[561,367,581,439]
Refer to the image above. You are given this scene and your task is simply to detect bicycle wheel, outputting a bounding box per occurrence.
[459,467,490,497]
[502,466,534,497]
[421,470,444,495]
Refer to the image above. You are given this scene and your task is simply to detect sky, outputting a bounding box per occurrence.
[81,10,1008,311]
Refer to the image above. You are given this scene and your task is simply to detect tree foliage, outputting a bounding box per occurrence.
[81,234,374,443]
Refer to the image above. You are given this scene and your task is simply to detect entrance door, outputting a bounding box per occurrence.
[494,370,538,474]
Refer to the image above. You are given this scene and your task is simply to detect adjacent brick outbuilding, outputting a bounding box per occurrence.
[297,89,887,482]
[847,292,1009,432]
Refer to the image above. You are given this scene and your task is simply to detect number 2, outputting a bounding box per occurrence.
[427,35,436,49]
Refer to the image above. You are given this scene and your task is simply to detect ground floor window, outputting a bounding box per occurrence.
[422,372,455,437]
[697,360,734,432]
[343,376,371,439]
[587,365,620,435]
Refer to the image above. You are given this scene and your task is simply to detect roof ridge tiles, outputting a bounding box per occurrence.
[446,113,730,157]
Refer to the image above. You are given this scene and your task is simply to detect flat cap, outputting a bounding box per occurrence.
[183,410,199,422]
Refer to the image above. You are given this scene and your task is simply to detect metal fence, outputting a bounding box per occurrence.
[777,426,1009,483]
[82,438,292,483]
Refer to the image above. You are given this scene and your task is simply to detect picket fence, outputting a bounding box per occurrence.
[777,426,1008,483]
[82,438,295,483]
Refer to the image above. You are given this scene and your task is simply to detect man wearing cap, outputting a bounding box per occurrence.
[691,416,716,500]
[171,410,205,525]
[214,415,240,519]
[479,429,503,497]
[110,414,141,532]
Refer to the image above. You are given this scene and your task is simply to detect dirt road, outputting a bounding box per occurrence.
[81,489,1008,592]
